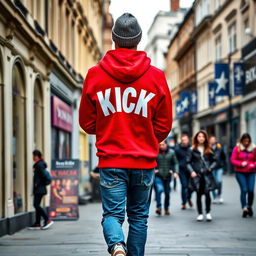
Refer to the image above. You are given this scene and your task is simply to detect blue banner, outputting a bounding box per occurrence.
[234,63,245,95]
[176,99,182,119]
[180,91,190,114]
[208,82,216,107]
[190,91,197,113]
[214,63,229,96]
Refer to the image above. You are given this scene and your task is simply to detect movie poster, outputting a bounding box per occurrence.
[49,159,80,220]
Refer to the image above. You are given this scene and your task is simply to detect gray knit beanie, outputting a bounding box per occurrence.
[112,13,142,48]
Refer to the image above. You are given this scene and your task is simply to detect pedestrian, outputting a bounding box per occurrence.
[175,134,193,210]
[28,150,54,230]
[209,136,226,204]
[230,133,256,218]
[187,131,217,222]
[155,140,179,216]
[168,138,177,191]
[79,13,172,256]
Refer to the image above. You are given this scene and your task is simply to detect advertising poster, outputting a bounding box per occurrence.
[49,159,80,220]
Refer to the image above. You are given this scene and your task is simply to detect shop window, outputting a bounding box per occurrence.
[51,127,71,159]
[51,96,73,160]
[34,80,44,151]
[248,109,256,144]
[12,62,26,214]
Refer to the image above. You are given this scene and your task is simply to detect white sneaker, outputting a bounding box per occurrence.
[219,198,224,204]
[212,198,218,204]
[111,243,126,256]
[206,213,212,221]
[197,214,204,221]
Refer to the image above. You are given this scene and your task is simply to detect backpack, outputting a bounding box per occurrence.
[43,169,52,185]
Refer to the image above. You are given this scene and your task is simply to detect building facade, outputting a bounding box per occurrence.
[145,0,187,70]
[166,0,256,150]
[0,0,105,236]
[166,8,196,139]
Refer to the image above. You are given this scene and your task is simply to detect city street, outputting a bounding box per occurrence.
[0,175,255,256]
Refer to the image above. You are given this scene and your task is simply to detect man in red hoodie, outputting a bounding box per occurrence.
[79,13,172,256]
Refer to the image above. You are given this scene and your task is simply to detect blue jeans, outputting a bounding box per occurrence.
[235,172,255,208]
[154,176,171,210]
[100,168,154,256]
[212,168,223,199]
[179,170,192,205]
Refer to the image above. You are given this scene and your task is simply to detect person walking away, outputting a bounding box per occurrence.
[79,13,172,256]
[209,136,226,204]
[230,133,256,218]
[175,134,193,210]
[28,150,54,230]
[187,131,217,222]
[155,140,179,216]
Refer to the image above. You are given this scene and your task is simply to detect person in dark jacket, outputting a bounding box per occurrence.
[28,150,54,230]
[187,131,217,222]
[175,134,193,209]
[209,136,226,204]
[155,140,179,215]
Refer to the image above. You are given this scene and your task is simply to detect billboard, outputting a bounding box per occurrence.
[49,159,80,220]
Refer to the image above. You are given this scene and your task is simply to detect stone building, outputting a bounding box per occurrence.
[0,0,106,235]
[145,0,187,70]
[165,0,256,150]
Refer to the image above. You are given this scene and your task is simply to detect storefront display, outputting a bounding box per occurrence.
[51,96,73,159]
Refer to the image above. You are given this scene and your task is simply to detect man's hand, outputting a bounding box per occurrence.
[90,172,100,180]
[169,170,173,174]
[191,171,197,178]
[155,169,159,174]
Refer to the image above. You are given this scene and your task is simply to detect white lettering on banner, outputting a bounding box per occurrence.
[246,66,256,85]
[57,107,72,124]
[96,87,155,118]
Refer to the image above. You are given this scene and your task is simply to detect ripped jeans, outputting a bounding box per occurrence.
[99,168,154,256]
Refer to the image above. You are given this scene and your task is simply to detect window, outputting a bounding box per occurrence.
[243,18,250,45]
[215,35,222,61]
[215,0,221,10]
[228,22,237,53]
[196,0,211,25]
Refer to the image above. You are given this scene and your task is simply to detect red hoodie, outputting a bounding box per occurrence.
[79,48,172,169]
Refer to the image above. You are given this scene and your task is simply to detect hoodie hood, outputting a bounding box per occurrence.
[100,48,151,83]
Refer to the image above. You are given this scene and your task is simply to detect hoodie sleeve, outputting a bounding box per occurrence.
[79,72,97,134]
[153,76,173,143]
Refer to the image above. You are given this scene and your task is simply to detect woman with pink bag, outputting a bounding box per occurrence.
[231,133,256,218]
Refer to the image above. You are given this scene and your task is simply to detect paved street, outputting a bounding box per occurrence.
[0,175,256,256]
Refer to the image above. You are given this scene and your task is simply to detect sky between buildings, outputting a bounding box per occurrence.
[109,0,194,50]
